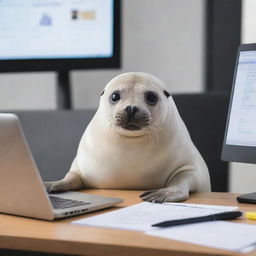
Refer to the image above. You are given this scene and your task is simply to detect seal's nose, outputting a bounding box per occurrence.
[125,105,138,121]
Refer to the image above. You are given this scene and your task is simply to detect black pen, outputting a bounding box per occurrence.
[152,211,243,228]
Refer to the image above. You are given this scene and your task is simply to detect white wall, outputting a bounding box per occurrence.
[0,0,205,110]
[0,72,56,110]
[229,0,256,193]
[73,0,205,109]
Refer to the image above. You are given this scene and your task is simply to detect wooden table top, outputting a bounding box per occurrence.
[1,190,256,256]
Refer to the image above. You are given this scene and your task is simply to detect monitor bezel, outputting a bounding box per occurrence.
[0,0,121,73]
[222,43,256,164]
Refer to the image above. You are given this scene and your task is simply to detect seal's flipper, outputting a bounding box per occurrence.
[44,172,84,193]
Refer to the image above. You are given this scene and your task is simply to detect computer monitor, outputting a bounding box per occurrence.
[222,43,256,203]
[0,0,120,72]
[222,43,256,163]
[0,0,121,109]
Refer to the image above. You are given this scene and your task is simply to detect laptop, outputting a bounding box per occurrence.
[0,113,123,220]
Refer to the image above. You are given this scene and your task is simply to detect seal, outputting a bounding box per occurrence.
[45,72,211,202]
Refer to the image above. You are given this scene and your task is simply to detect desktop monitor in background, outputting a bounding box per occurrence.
[222,43,256,204]
[0,0,121,108]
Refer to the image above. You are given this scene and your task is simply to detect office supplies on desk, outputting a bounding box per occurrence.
[147,221,256,253]
[245,211,256,220]
[72,202,236,232]
[152,211,242,227]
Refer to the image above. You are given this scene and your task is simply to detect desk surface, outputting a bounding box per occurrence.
[1,190,256,256]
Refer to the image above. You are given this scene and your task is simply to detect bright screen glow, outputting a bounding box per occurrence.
[226,50,256,147]
[0,0,114,59]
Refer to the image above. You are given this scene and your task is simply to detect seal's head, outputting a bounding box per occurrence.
[98,72,171,138]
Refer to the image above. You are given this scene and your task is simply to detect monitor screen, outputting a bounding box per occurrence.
[0,0,120,72]
[222,44,256,163]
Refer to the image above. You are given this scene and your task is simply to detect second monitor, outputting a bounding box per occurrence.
[222,43,256,203]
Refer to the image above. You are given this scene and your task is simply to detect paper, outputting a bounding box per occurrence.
[146,221,256,253]
[72,202,236,232]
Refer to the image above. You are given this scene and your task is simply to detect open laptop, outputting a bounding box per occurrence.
[0,113,123,220]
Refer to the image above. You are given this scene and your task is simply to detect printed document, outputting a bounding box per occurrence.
[146,221,256,253]
[72,202,236,232]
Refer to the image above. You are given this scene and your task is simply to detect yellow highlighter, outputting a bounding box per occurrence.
[245,212,256,220]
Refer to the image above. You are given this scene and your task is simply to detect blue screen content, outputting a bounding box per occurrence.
[0,0,114,60]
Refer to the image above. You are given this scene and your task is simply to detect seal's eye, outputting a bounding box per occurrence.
[145,91,158,105]
[111,92,121,102]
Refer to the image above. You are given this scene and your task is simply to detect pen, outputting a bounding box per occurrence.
[245,211,256,220]
[152,211,243,227]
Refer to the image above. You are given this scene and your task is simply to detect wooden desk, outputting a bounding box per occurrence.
[1,190,256,256]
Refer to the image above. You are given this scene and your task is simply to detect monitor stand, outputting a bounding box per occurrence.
[237,192,256,204]
[56,71,72,109]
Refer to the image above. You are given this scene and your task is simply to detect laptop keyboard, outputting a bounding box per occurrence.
[49,196,90,209]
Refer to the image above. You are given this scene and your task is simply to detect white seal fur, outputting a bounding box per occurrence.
[45,72,211,202]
